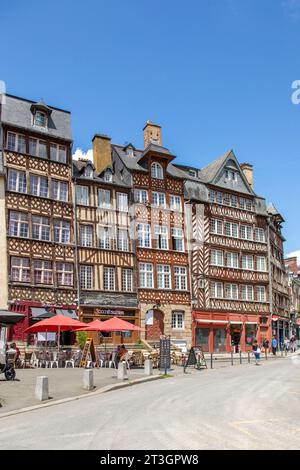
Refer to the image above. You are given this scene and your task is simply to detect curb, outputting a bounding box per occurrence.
[0,374,162,419]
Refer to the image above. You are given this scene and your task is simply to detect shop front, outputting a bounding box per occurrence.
[193,311,270,353]
[80,307,140,345]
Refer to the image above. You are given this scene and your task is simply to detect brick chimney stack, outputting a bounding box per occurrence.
[143,120,162,148]
[92,134,112,174]
[240,163,253,189]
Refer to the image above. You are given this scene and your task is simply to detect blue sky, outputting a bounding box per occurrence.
[1,0,300,255]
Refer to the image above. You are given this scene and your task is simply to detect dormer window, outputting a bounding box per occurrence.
[35,111,46,128]
[151,162,163,180]
[225,169,237,181]
[189,169,197,178]
[104,170,112,182]
[84,166,93,178]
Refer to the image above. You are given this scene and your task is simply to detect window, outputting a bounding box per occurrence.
[29,138,47,158]
[98,189,111,208]
[154,225,168,250]
[34,260,53,284]
[121,269,133,292]
[32,216,50,241]
[52,180,68,202]
[117,192,128,212]
[54,220,70,244]
[157,265,171,289]
[151,162,163,179]
[209,190,216,203]
[241,285,254,301]
[226,252,239,269]
[246,199,253,211]
[172,311,184,329]
[135,189,148,204]
[7,169,26,193]
[80,225,93,247]
[255,228,265,243]
[242,255,254,270]
[80,265,93,289]
[152,191,166,208]
[210,281,223,298]
[240,225,253,240]
[97,226,112,249]
[225,222,238,238]
[256,256,266,272]
[139,263,153,288]
[256,286,266,302]
[240,197,246,209]
[172,227,184,252]
[50,143,67,164]
[117,229,129,251]
[35,111,46,127]
[56,263,73,286]
[210,219,223,235]
[7,132,26,153]
[170,195,181,211]
[10,257,30,282]
[9,211,28,238]
[225,283,238,299]
[137,223,151,248]
[231,195,238,208]
[104,170,112,182]
[216,192,223,204]
[174,267,187,290]
[210,250,224,266]
[223,193,230,205]
[104,267,115,290]
[189,169,197,177]
[30,175,48,197]
[76,185,89,205]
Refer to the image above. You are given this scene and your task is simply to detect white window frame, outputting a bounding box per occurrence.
[210,249,224,266]
[137,223,151,248]
[32,216,51,241]
[240,225,253,240]
[121,269,133,292]
[171,311,184,329]
[256,256,267,272]
[255,228,265,243]
[80,225,93,247]
[54,220,70,244]
[76,185,89,206]
[117,192,128,212]
[7,132,26,153]
[174,266,187,290]
[210,281,223,298]
[241,285,254,301]
[29,138,47,158]
[117,229,129,251]
[241,255,254,271]
[34,111,47,128]
[80,265,93,289]
[30,174,48,198]
[210,219,223,235]
[151,162,163,179]
[256,286,266,302]
[52,180,68,202]
[154,225,168,250]
[152,191,166,208]
[98,189,111,209]
[7,169,27,193]
[97,226,112,250]
[34,260,53,285]
[157,264,171,289]
[172,227,184,252]
[50,143,67,163]
[135,189,148,204]
[225,222,238,238]
[139,263,153,288]
[170,195,182,211]
[56,262,73,287]
[9,211,28,238]
[10,257,30,283]
[226,252,239,269]
[225,283,238,300]
[104,267,115,291]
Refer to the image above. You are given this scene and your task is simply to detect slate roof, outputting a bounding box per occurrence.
[72,159,130,188]
[1,94,72,141]
[199,150,232,183]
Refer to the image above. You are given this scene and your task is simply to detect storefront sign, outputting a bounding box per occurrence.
[95,309,124,316]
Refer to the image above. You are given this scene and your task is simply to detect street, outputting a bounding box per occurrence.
[1,356,300,450]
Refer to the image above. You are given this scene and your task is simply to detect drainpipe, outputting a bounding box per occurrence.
[267,217,273,343]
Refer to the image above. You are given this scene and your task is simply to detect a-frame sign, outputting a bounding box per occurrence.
[79,338,99,368]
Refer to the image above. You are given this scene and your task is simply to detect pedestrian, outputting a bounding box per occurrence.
[263,338,269,353]
[284,337,289,352]
[271,336,277,355]
[252,340,261,365]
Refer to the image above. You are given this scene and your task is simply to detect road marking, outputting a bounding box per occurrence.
[229,419,281,441]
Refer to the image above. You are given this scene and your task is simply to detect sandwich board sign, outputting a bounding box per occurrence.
[80,338,98,368]
[159,335,171,374]
[184,347,207,372]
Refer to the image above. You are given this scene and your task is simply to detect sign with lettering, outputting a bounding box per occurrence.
[79,339,98,368]
[95,309,124,316]
[184,347,207,372]
[159,335,171,373]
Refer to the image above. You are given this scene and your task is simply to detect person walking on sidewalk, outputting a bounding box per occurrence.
[252,340,261,365]
[271,336,277,355]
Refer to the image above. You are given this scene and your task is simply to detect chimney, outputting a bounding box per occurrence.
[92,134,112,174]
[240,163,253,188]
[143,120,162,148]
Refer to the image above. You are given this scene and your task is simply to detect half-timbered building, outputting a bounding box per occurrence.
[0,94,77,343]
[73,136,139,344]
[177,151,271,352]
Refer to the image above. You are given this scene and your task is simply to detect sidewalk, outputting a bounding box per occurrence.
[0,365,186,414]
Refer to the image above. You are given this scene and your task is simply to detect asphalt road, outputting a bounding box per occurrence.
[1,356,300,450]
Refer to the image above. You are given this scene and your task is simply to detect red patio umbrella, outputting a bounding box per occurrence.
[73,319,104,332]
[25,314,87,353]
[98,317,142,332]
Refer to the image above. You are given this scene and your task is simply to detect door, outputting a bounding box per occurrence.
[146,310,164,341]
[195,328,210,352]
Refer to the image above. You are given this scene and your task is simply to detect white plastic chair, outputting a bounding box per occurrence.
[31,352,39,368]
[123,352,130,370]
[109,352,118,368]
[50,351,59,368]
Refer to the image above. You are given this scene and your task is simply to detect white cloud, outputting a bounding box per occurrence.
[286,250,300,264]
[72,147,93,161]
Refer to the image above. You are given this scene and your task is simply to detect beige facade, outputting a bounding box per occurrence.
[0,176,8,309]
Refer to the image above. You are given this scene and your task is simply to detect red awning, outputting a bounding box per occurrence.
[272,315,279,321]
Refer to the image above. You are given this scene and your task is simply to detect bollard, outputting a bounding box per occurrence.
[144,359,153,376]
[248,352,250,364]
[35,376,49,401]
[231,350,233,366]
[265,350,267,361]
[239,351,242,364]
[117,361,128,380]
[83,369,94,391]
[210,353,213,369]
